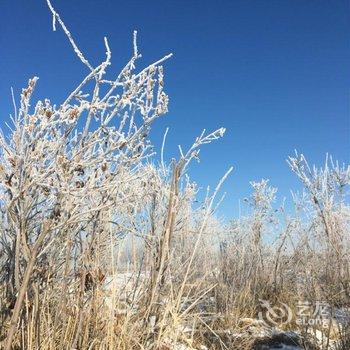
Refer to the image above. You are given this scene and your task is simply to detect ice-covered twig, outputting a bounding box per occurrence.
[46,0,94,72]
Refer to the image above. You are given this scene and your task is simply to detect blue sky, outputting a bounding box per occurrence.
[0,0,349,218]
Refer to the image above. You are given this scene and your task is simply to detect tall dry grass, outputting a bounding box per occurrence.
[0,2,349,350]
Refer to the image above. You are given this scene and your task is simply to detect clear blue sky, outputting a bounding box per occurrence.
[0,0,349,217]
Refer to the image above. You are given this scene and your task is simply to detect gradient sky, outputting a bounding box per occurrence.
[0,0,349,218]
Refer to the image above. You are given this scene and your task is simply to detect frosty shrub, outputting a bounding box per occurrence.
[0,1,229,349]
[0,2,349,350]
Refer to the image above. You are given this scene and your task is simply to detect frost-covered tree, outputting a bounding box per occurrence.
[288,152,350,302]
[0,2,229,348]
